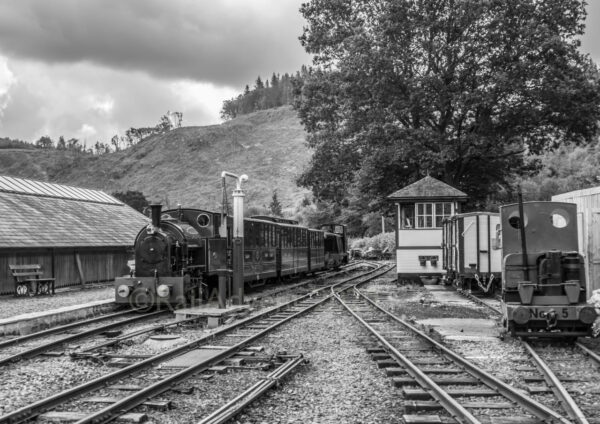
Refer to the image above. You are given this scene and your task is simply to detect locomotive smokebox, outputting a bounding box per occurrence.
[150,204,162,227]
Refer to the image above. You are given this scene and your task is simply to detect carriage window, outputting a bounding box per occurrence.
[551,210,569,228]
[415,202,452,228]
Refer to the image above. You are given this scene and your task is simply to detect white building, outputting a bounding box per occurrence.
[387,176,467,283]
[552,186,600,297]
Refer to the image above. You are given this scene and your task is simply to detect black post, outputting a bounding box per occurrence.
[517,187,529,281]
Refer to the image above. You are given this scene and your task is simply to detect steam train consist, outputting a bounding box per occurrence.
[115,205,348,307]
[444,201,596,338]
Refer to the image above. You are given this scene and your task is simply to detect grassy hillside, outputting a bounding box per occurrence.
[0,106,312,213]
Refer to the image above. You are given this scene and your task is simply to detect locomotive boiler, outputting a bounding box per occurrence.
[501,201,596,338]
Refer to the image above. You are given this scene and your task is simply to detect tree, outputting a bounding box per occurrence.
[269,191,283,216]
[110,134,120,151]
[56,136,66,150]
[35,136,53,149]
[254,76,264,90]
[112,190,149,213]
[296,0,600,217]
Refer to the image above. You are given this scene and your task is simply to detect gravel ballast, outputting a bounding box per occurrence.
[0,286,114,320]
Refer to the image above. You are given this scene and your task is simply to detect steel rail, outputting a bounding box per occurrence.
[73,316,201,355]
[355,288,572,424]
[0,310,168,367]
[576,342,600,365]
[457,289,502,315]
[72,265,391,424]
[523,341,590,424]
[0,263,388,424]
[0,307,140,350]
[333,290,481,424]
[197,355,306,424]
[79,264,366,356]
[245,263,359,302]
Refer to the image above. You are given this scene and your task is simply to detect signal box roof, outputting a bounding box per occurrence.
[0,176,148,248]
[387,175,468,203]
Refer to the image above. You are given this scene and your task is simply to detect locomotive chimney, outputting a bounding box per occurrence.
[150,204,162,227]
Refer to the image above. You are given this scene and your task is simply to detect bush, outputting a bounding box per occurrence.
[350,232,395,252]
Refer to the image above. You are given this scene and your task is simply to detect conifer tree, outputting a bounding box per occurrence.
[269,191,283,216]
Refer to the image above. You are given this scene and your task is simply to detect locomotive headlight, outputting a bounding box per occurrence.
[513,307,530,325]
[117,285,132,298]
[156,284,171,298]
[579,307,597,324]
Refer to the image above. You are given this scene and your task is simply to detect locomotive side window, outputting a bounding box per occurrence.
[196,213,210,227]
[551,210,569,228]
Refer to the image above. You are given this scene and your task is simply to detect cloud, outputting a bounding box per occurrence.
[0,57,16,118]
[0,0,311,88]
[0,57,237,143]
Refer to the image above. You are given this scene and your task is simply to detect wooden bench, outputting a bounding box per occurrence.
[9,264,55,297]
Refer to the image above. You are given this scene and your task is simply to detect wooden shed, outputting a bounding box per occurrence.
[387,176,468,283]
[552,186,600,297]
[0,176,149,294]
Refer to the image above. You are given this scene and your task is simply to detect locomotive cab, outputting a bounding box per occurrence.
[501,201,596,337]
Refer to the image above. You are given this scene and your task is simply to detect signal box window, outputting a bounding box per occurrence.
[415,202,452,228]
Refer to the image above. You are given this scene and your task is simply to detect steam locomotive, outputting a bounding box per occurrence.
[115,204,348,307]
[500,201,596,338]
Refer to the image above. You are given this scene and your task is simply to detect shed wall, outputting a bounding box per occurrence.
[0,247,130,295]
[552,190,600,297]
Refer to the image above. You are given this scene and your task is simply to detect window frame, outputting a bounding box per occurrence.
[414,202,452,229]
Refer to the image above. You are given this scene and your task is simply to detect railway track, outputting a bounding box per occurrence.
[376,283,600,423]
[0,263,390,423]
[0,262,366,369]
[336,285,574,424]
[0,309,169,366]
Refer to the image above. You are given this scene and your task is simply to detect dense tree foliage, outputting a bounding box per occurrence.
[112,190,149,213]
[295,0,600,224]
[221,71,307,120]
[517,140,600,201]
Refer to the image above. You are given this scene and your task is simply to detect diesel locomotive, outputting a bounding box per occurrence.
[115,204,348,308]
[500,201,596,338]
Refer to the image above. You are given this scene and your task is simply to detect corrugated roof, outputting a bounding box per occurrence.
[387,175,468,201]
[0,176,120,204]
[0,178,149,248]
[552,185,600,201]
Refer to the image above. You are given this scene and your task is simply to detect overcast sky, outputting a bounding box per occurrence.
[0,0,598,146]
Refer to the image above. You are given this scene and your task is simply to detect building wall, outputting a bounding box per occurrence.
[396,247,443,276]
[552,191,600,297]
[397,228,442,247]
[0,247,130,295]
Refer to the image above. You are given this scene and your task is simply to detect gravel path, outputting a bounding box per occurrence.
[0,286,113,320]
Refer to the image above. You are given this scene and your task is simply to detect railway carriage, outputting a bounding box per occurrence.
[442,212,502,295]
[115,205,348,308]
[500,201,596,338]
